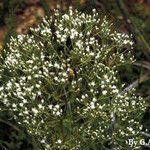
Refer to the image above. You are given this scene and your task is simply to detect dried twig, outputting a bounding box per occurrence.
[141,132,150,137]
[134,62,150,71]
[122,73,150,94]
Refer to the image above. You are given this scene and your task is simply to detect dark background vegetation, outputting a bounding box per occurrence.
[0,0,150,149]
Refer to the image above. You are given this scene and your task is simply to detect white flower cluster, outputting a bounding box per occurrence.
[0,7,147,150]
[111,31,134,47]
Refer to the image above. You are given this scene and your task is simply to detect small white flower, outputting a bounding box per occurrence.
[90,102,95,109]
[12,103,17,108]
[91,82,95,86]
[48,105,53,109]
[28,76,32,80]
[102,90,107,95]
[92,97,97,102]
[41,139,46,144]
[57,139,62,144]
[38,104,43,109]
[19,103,24,107]
[81,95,85,99]
[36,84,40,88]
[37,91,42,96]
[32,108,38,114]
[55,104,59,109]
[56,111,61,116]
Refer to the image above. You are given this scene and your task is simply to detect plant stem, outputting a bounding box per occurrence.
[0,118,20,132]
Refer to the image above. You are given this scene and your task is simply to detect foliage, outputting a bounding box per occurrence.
[0,7,147,150]
[0,110,35,150]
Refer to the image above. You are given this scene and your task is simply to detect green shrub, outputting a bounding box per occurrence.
[0,7,147,150]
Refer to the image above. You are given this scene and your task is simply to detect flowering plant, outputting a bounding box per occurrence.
[0,7,147,150]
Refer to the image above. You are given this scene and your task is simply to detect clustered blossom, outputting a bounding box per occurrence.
[0,7,147,150]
